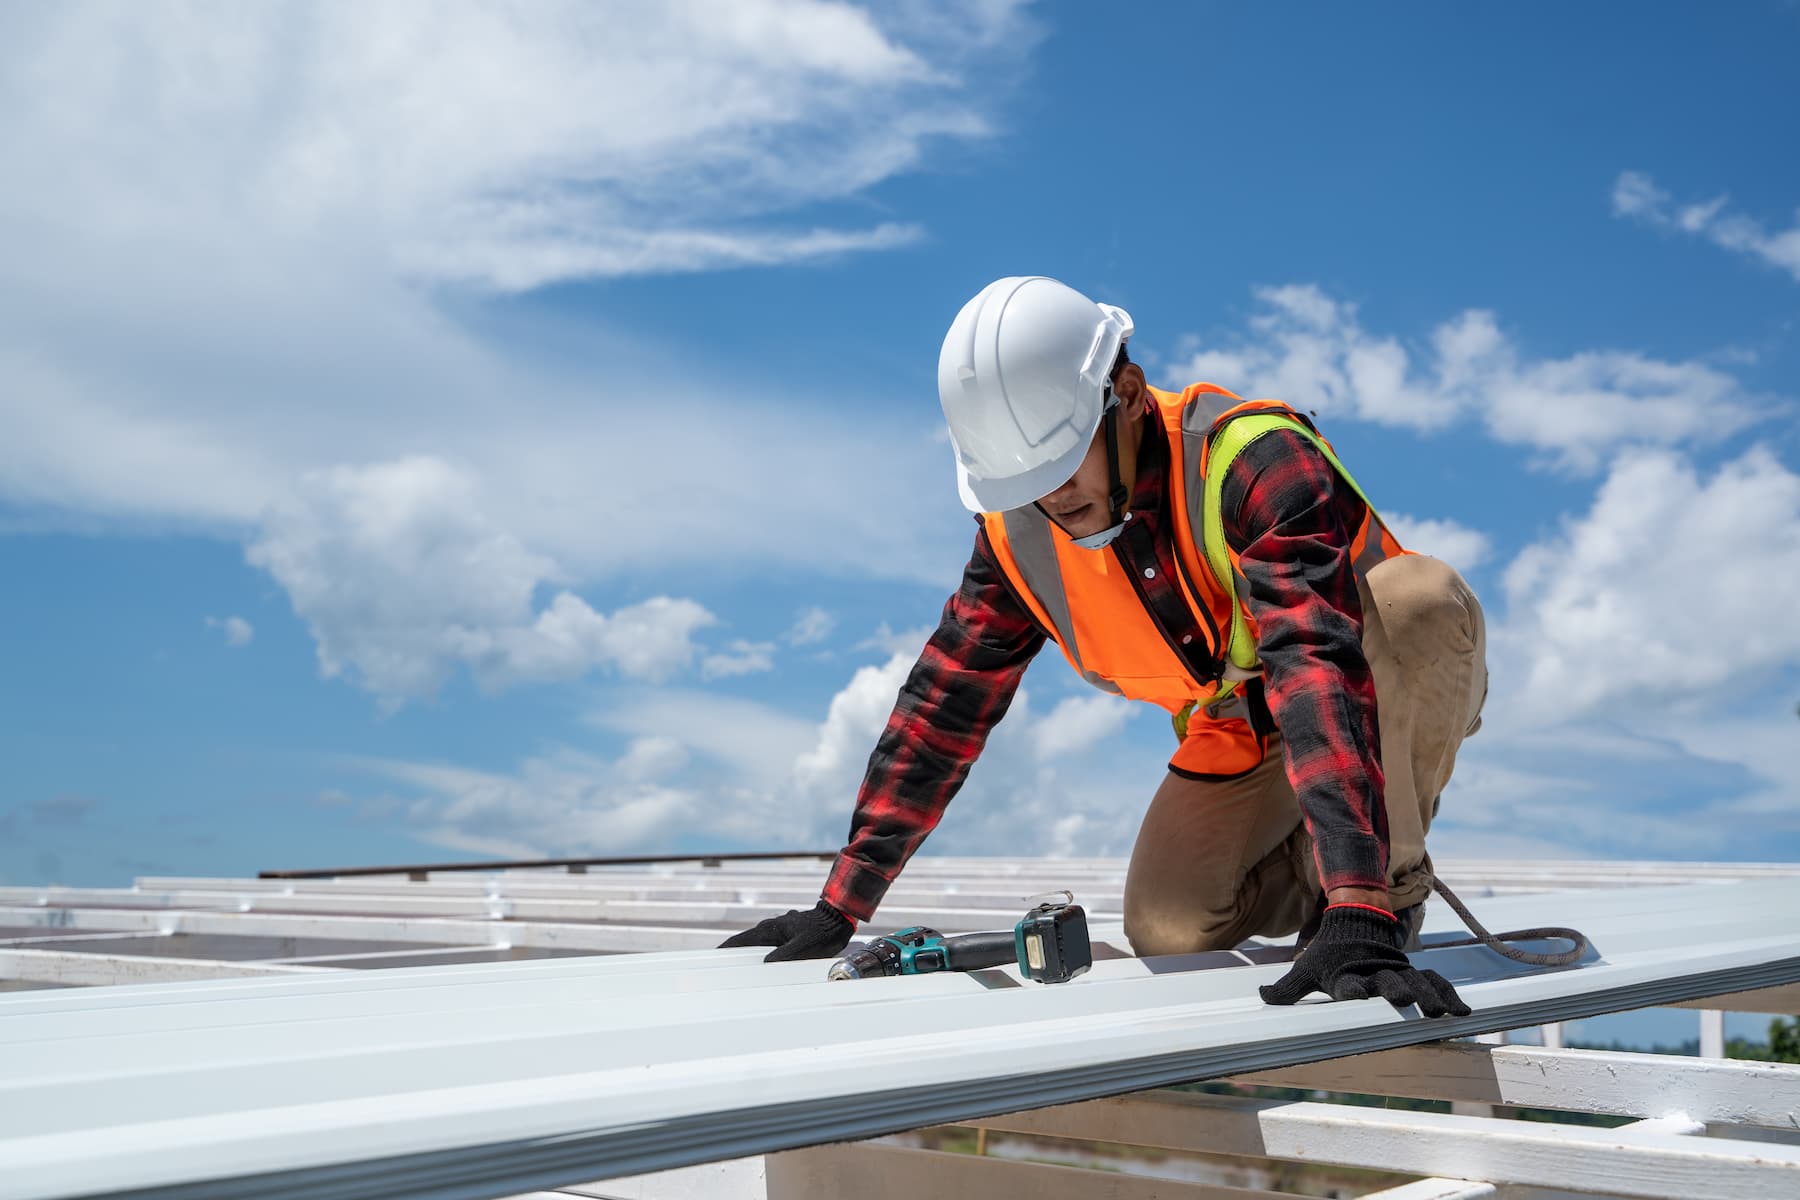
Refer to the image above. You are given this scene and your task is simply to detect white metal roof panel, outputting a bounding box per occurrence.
[1,878,1796,1200]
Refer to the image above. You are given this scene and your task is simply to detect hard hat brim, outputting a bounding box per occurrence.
[953,431,1093,514]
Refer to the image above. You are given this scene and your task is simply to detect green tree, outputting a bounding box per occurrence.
[1769,1017,1800,1064]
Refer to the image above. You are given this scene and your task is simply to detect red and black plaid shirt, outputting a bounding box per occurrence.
[822,419,1387,923]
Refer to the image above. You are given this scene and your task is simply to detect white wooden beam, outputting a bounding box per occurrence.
[972,1090,1800,1200]
[264,946,527,966]
[1355,1181,1496,1200]
[564,1157,766,1200]
[1699,1009,1726,1058]
[0,904,724,953]
[1230,1041,1800,1129]
[0,884,1097,933]
[0,930,170,948]
[764,1142,1258,1200]
[0,949,334,986]
[1671,981,1800,1013]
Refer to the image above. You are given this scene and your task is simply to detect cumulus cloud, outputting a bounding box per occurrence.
[248,456,716,706]
[777,653,1157,852]
[616,736,690,783]
[0,2,1024,701]
[786,606,837,646]
[1383,515,1492,573]
[205,615,255,647]
[359,465,1800,864]
[1491,444,1800,726]
[0,3,1023,292]
[1177,285,1460,431]
[591,689,820,791]
[856,622,937,656]
[791,654,920,824]
[1433,444,1800,862]
[702,640,779,680]
[357,749,699,859]
[1167,286,1775,470]
[1031,694,1136,760]
[1613,170,1800,283]
[375,648,1168,861]
[1169,282,1798,857]
[359,685,827,856]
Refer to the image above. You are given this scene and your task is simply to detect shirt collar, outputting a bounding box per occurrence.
[1127,411,1169,518]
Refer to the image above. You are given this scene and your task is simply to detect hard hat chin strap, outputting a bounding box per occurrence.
[1068,395,1129,551]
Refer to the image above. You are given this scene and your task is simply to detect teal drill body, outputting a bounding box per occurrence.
[826,896,1092,984]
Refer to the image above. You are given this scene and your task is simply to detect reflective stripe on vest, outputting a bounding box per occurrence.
[996,506,1123,696]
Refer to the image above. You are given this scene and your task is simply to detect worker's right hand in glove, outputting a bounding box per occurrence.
[1259,903,1471,1018]
[718,899,855,963]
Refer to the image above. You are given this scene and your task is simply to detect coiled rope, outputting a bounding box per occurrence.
[1427,875,1589,967]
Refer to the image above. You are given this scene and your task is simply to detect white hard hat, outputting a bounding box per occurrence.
[938,276,1134,513]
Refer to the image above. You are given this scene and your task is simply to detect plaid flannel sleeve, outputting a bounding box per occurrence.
[1221,427,1389,894]
[821,526,1046,923]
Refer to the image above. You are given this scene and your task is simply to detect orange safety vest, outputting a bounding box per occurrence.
[982,384,1408,778]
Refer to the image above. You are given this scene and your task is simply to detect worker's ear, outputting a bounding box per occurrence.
[1114,362,1150,413]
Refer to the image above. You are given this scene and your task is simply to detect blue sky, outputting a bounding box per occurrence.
[3,1,1799,900]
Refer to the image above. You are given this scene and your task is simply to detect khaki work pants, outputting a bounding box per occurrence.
[1122,554,1488,956]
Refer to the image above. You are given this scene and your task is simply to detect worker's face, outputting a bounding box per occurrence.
[1037,364,1149,539]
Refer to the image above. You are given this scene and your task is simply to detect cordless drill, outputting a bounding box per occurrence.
[825,892,1092,984]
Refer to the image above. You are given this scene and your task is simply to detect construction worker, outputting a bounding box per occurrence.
[725,277,1484,1017]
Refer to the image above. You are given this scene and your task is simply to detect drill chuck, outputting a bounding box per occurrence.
[825,943,890,980]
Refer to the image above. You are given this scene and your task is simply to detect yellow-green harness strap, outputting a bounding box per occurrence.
[1199,411,1392,677]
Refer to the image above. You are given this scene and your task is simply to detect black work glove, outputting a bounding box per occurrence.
[718,899,855,963]
[1260,904,1470,1018]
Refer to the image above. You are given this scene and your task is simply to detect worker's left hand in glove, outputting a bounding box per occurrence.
[718,899,855,963]
[1259,903,1470,1018]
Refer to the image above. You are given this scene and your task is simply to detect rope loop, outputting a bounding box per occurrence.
[1426,876,1589,968]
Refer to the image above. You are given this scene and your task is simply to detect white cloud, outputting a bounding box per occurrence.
[204,615,254,647]
[702,640,778,680]
[1177,284,1797,859]
[1492,445,1800,726]
[357,749,699,857]
[366,505,1800,865]
[1435,444,1800,863]
[419,223,926,294]
[856,622,937,656]
[0,3,1021,292]
[0,2,1023,702]
[416,826,549,863]
[786,606,837,646]
[721,654,1160,857]
[1436,703,1800,863]
[375,648,1168,862]
[1167,286,1774,470]
[1172,286,1458,432]
[1382,515,1492,573]
[1032,694,1136,760]
[247,456,716,706]
[590,689,820,787]
[791,653,920,825]
[616,736,690,783]
[1613,171,1800,282]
